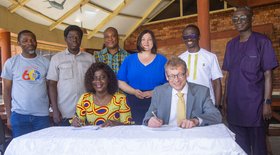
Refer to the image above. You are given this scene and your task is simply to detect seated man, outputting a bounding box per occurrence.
[143,57,222,128]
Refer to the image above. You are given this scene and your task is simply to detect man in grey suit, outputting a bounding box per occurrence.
[143,57,222,128]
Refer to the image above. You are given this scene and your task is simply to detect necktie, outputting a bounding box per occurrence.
[177,92,186,125]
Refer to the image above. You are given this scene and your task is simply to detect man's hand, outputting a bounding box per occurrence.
[179,118,199,128]
[148,117,163,128]
[52,110,62,124]
[6,117,11,129]
[263,104,272,120]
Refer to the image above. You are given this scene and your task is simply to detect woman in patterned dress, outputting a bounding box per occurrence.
[71,62,132,127]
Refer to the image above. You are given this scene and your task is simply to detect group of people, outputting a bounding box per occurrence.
[1,6,278,155]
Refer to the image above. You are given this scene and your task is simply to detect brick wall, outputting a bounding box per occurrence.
[124,4,280,93]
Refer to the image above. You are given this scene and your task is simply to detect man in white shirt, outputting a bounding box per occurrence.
[143,57,221,128]
[47,25,95,126]
[179,24,223,109]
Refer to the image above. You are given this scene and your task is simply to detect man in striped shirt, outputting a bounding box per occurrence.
[94,27,129,75]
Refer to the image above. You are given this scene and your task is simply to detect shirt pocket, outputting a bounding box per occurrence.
[59,63,73,80]
[240,54,260,74]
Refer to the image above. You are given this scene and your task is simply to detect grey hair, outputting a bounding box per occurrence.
[164,56,187,72]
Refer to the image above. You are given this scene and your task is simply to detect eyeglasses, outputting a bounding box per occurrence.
[182,34,199,40]
[167,73,186,80]
[232,15,249,23]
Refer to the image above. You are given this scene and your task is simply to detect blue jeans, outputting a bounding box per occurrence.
[10,112,50,138]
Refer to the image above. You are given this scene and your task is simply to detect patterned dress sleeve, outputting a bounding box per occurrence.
[118,94,132,124]
[75,93,91,125]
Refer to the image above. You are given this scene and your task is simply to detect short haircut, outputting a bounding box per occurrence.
[183,24,200,37]
[64,25,83,39]
[104,27,119,36]
[17,30,36,42]
[165,56,187,73]
[84,62,118,95]
[136,30,157,54]
[235,6,253,17]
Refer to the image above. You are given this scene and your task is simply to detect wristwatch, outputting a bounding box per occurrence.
[264,99,272,105]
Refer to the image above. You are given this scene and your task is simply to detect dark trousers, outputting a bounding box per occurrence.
[126,94,151,125]
[228,123,267,155]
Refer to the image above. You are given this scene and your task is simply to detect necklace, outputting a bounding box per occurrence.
[93,94,112,106]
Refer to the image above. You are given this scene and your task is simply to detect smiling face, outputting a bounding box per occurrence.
[166,65,188,91]
[92,69,109,94]
[182,27,200,52]
[140,33,153,52]
[18,32,37,57]
[104,28,119,50]
[65,30,82,54]
[232,9,252,33]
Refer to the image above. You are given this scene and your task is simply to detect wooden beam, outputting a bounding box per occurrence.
[123,0,162,40]
[8,0,31,13]
[247,0,280,7]
[8,0,18,4]
[180,0,183,16]
[87,1,141,20]
[145,0,175,24]
[223,0,247,7]
[49,0,90,31]
[87,0,131,39]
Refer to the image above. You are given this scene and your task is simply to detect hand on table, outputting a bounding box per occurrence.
[148,117,163,128]
[179,118,199,129]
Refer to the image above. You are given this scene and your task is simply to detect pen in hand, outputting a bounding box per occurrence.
[152,111,158,119]
[149,110,163,127]
[75,113,83,127]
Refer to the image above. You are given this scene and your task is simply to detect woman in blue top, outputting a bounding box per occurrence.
[118,30,167,124]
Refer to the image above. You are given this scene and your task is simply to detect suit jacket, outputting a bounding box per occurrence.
[143,82,222,126]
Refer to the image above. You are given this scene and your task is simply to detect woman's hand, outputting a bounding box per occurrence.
[134,89,145,99]
[101,120,123,127]
[143,90,153,98]
[71,116,83,127]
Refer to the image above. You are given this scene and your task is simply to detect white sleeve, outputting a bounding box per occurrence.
[211,54,223,80]
[46,55,59,81]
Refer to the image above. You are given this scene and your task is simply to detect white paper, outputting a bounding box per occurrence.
[142,125,182,131]
[71,125,101,130]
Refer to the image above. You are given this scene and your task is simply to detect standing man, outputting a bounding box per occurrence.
[179,24,223,109]
[222,7,278,155]
[1,30,50,137]
[47,25,95,126]
[143,57,221,128]
[94,27,129,74]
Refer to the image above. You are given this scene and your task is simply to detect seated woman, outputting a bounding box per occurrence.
[71,62,132,127]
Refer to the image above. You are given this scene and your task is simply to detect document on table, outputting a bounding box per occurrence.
[71,125,101,130]
[142,125,182,131]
